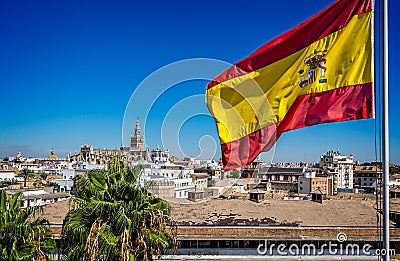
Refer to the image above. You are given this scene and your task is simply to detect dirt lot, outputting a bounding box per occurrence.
[41,199,71,224]
[169,198,378,226]
[41,197,379,227]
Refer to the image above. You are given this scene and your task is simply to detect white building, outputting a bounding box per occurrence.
[0,170,16,181]
[17,190,70,208]
[353,165,381,192]
[191,173,209,190]
[140,162,195,198]
[150,147,169,165]
[18,163,42,173]
[51,164,98,192]
[53,169,75,192]
[76,161,99,170]
[319,150,354,192]
[172,177,194,198]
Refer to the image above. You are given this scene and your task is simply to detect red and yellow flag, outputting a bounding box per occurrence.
[206,0,374,170]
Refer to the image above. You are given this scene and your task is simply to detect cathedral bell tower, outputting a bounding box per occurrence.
[130,118,145,151]
[128,118,149,162]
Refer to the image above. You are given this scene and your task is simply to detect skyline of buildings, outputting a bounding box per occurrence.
[0,120,390,166]
[1,119,389,202]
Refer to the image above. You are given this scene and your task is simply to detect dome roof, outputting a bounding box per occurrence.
[47,149,58,161]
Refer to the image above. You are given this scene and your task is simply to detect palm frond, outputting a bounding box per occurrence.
[61,158,177,260]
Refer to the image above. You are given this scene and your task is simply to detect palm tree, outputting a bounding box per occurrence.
[18,168,34,188]
[40,172,48,184]
[61,158,177,260]
[0,189,55,260]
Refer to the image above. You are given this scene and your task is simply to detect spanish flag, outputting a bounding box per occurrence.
[206,0,373,170]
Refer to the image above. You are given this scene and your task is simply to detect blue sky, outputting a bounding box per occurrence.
[0,0,399,164]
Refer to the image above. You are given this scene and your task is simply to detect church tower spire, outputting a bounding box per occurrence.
[128,118,149,162]
[135,117,141,136]
[130,118,144,151]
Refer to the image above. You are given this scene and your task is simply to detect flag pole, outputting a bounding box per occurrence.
[382,0,390,259]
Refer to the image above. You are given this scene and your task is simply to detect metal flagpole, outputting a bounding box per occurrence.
[382,0,390,259]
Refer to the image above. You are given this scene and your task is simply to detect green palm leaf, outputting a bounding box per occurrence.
[61,158,177,260]
[0,189,55,260]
